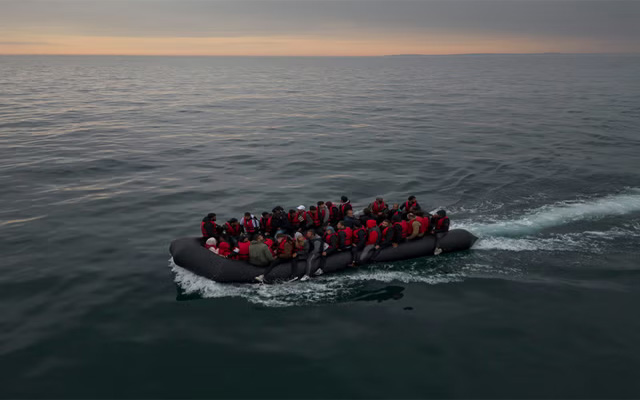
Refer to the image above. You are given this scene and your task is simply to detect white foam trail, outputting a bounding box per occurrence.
[458,189,640,237]
[170,258,460,307]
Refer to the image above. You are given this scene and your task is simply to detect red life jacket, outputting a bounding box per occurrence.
[382,226,392,240]
[225,222,241,237]
[288,213,298,226]
[404,201,412,211]
[401,220,411,238]
[307,210,322,227]
[367,227,380,245]
[236,241,250,260]
[436,216,450,230]
[352,226,366,244]
[277,238,293,257]
[417,216,429,234]
[339,202,351,218]
[324,231,338,248]
[372,201,386,214]
[340,227,353,247]
[201,220,216,237]
[261,217,272,233]
[243,218,257,234]
[264,238,276,256]
[294,239,306,252]
[218,241,231,257]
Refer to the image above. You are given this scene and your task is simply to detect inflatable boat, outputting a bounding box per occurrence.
[169,229,477,284]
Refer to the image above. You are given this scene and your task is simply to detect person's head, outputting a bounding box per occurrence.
[239,234,248,242]
[244,212,251,218]
[363,208,371,216]
[326,201,333,208]
[353,221,362,229]
[317,201,325,207]
[206,237,217,247]
[294,232,304,241]
[296,205,305,212]
[288,209,295,215]
[407,213,416,220]
[346,209,354,217]
[376,196,383,202]
[310,205,317,211]
[207,213,217,221]
[255,234,264,243]
[408,195,416,203]
[229,218,238,225]
[326,226,335,233]
[437,209,447,218]
[262,211,269,218]
[276,233,286,242]
[341,196,348,203]
[305,229,315,238]
[381,219,390,227]
[337,221,345,229]
[392,203,399,210]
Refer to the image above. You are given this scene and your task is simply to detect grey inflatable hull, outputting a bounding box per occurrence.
[169,229,477,284]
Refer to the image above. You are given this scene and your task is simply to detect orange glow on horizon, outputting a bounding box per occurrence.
[0,33,625,56]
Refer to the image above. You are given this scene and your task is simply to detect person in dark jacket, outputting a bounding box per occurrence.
[339,196,352,219]
[343,208,357,228]
[379,219,394,249]
[400,195,421,213]
[432,210,450,234]
[326,201,341,226]
[271,207,291,236]
[391,214,405,247]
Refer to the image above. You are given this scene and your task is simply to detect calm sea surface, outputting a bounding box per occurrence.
[1,54,640,398]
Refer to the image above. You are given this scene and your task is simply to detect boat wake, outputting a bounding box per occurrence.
[170,188,640,306]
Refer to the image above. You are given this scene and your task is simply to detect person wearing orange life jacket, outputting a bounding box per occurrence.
[201,213,217,239]
[292,205,307,231]
[326,201,341,226]
[369,196,388,221]
[350,221,368,266]
[415,210,430,237]
[239,212,260,240]
[406,213,422,240]
[255,234,297,283]
[339,196,352,219]
[432,210,450,234]
[336,221,353,250]
[234,235,251,261]
[323,226,339,256]
[399,195,421,214]
[287,209,299,231]
[305,205,324,230]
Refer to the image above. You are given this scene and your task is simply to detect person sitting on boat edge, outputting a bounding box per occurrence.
[336,221,352,251]
[205,237,219,254]
[406,213,422,240]
[432,210,450,234]
[249,234,274,267]
[233,235,251,261]
[217,234,233,258]
[255,233,296,283]
[350,221,368,266]
[300,229,324,282]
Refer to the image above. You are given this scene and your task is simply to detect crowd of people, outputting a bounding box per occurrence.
[200,195,451,283]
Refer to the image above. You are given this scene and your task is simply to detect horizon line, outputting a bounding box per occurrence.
[1,52,638,57]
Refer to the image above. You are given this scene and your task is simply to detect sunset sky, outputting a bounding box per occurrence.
[1,0,639,56]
